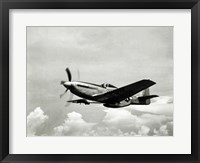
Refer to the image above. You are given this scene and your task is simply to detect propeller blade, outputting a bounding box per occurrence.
[65,92,74,107]
[77,69,80,81]
[65,68,72,81]
[59,89,68,98]
[60,81,65,85]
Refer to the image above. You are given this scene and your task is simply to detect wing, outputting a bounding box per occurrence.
[67,99,100,105]
[94,79,156,103]
[67,99,90,105]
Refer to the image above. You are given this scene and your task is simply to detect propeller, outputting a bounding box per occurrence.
[60,67,72,98]
[60,67,75,107]
[77,69,80,81]
[65,67,72,81]
[60,81,65,85]
[59,89,68,98]
[64,92,74,107]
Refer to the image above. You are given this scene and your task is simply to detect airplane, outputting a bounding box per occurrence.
[60,68,158,108]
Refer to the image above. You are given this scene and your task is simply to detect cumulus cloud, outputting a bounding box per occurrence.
[103,109,139,130]
[153,121,173,136]
[53,107,173,136]
[54,112,95,136]
[130,96,173,116]
[85,127,137,136]
[138,126,150,136]
[27,107,49,136]
[151,96,173,104]
[98,108,173,136]
[28,101,173,136]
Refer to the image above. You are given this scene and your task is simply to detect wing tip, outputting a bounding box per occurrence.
[143,79,156,85]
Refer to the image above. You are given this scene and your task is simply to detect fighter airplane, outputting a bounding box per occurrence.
[60,68,158,108]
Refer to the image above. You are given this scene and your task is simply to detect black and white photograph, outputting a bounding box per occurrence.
[27,26,173,136]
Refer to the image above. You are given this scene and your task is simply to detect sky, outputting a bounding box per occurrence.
[26,27,173,136]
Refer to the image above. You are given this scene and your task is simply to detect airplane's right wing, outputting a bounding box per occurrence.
[94,79,156,103]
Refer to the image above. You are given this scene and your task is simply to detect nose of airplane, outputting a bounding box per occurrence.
[63,82,72,88]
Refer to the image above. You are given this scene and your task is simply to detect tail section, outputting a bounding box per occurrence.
[141,88,150,104]
[142,88,149,96]
[131,88,158,105]
[139,88,158,104]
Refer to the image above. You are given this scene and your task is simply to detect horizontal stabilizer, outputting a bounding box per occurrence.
[138,95,158,101]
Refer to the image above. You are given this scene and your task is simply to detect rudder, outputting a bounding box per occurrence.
[141,88,150,104]
[138,88,158,105]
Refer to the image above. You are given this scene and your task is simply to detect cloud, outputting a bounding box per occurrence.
[28,102,173,136]
[98,108,173,136]
[103,109,139,130]
[153,121,173,136]
[130,96,173,116]
[60,107,173,136]
[27,107,49,136]
[54,112,95,136]
[152,96,173,104]
[85,127,137,136]
[138,126,150,136]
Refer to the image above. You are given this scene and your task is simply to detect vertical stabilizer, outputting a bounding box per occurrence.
[142,88,150,104]
[142,88,149,96]
[131,86,158,105]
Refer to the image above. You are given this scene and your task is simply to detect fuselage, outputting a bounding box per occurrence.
[63,81,114,100]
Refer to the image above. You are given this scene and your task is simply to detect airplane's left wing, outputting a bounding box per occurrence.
[67,99,100,105]
[94,79,156,103]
